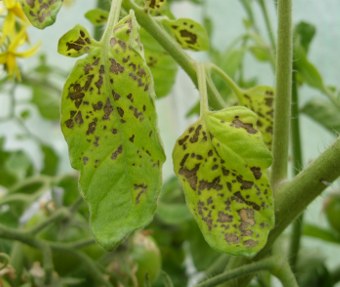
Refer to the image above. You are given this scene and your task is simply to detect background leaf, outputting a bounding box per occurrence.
[301,99,340,135]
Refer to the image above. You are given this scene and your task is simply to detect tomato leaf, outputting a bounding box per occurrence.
[173,106,274,256]
[238,86,274,149]
[140,29,178,98]
[58,25,94,58]
[163,18,209,51]
[59,12,165,249]
[20,0,63,29]
[85,8,109,26]
[301,98,340,135]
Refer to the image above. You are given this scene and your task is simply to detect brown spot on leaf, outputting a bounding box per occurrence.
[179,164,200,190]
[250,166,262,179]
[225,233,239,244]
[65,119,74,129]
[134,183,147,204]
[86,121,97,135]
[190,124,202,143]
[103,99,113,120]
[217,211,233,223]
[179,29,197,45]
[231,118,257,134]
[110,58,124,74]
[198,177,223,191]
[111,145,123,160]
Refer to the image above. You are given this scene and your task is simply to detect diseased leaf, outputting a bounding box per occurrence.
[140,29,178,98]
[238,86,274,149]
[145,0,166,11]
[163,18,209,51]
[60,12,165,249]
[301,99,340,135]
[58,25,93,58]
[85,8,109,26]
[173,106,274,256]
[20,0,63,29]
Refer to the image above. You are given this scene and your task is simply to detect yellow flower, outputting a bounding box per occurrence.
[0,0,29,45]
[0,28,40,80]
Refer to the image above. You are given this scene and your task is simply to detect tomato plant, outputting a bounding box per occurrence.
[0,0,340,287]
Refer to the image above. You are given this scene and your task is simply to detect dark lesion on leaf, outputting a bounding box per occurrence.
[224,233,239,244]
[190,124,202,143]
[217,211,233,223]
[179,29,197,45]
[250,166,262,180]
[103,99,113,120]
[198,176,223,192]
[134,183,148,204]
[86,120,97,135]
[110,58,125,74]
[231,117,257,134]
[236,175,254,190]
[179,164,200,190]
[111,145,123,160]
[233,191,260,211]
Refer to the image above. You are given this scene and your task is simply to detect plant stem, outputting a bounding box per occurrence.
[197,63,209,116]
[257,0,276,51]
[94,0,111,40]
[303,224,340,244]
[196,257,298,287]
[271,0,293,188]
[260,136,340,256]
[223,136,340,287]
[101,0,123,43]
[288,68,304,273]
[122,0,225,109]
[208,63,243,101]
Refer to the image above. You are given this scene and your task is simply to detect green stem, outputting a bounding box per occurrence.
[271,0,293,188]
[239,0,259,33]
[196,257,298,287]
[303,224,340,244]
[0,225,54,283]
[288,68,304,273]
[223,136,340,287]
[198,254,229,284]
[101,0,123,43]
[208,63,244,101]
[257,0,276,51]
[197,63,209,116]
[259,136,340,256]
[0,224,111,287]
[122,0,225,109]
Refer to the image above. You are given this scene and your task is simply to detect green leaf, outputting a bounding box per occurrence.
[294,21,316,53]
[163,18,209,51]
[58,25,94,58]
[31,86,60,120]
[85,8,109,26]
[249,45,272,62]
[41,144,59,175]
[140,29,178,98]
[60,12,165,249]
[294,45,325,91]
[20,0,63,29]
[301,99,340,135]
[157,203,192,225]
[173,106,274,256]
[238,86,274,149]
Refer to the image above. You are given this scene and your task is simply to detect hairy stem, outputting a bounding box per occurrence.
[260,137,340,256]
[288,68,304,273]
[271,0,293,188]
[101,0,123,43]
[196,257,298,287]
